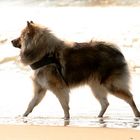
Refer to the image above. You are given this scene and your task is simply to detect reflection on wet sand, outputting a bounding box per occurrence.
[0,116,139,129]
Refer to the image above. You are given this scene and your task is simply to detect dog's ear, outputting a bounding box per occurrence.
[27,21,33,27]
[30,21,34,24]
[27,21,34,36]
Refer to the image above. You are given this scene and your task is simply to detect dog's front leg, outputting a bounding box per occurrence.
[23,81,46,117]
[54,89,70,120]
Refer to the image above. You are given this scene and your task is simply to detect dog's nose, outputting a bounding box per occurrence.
[11,39,17,47]
[11,40,15,44]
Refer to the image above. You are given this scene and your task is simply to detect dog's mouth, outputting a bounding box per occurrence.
[11,38,21,49]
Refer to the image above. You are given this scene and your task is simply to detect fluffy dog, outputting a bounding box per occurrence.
[11,21,140,119]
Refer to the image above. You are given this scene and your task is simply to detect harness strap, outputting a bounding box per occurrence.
[30,54,55,70]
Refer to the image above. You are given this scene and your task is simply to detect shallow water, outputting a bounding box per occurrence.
[0,116,140,129]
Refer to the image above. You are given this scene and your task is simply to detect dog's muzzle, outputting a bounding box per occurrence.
[11,38,21,48]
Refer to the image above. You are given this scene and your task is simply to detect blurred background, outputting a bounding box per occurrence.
[1,0,140,6]
[0,0,140,127]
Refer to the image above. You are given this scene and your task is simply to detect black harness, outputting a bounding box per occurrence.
[30,54,66,84]
[30,54,56,70]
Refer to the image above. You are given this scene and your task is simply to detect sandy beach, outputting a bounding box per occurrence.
[0,125,139,140]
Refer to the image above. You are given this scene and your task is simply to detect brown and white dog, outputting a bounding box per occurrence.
[11,21,140,119]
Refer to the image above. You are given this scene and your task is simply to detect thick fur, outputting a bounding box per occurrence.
[11,21,140,119]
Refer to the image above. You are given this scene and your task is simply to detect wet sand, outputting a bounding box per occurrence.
[0,125,140,140]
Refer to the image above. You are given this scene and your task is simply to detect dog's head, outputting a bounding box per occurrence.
[11,21,49,65]
[11,21,34,49]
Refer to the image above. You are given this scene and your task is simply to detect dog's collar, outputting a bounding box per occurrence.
[30,54,55,70]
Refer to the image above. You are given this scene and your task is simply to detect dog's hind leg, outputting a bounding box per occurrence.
[23,81,46,117]
[90,83,109,117]
[109,87,140,117]
[106,74,140,117]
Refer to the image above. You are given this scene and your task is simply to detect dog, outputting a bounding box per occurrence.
[11,21,140,119]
